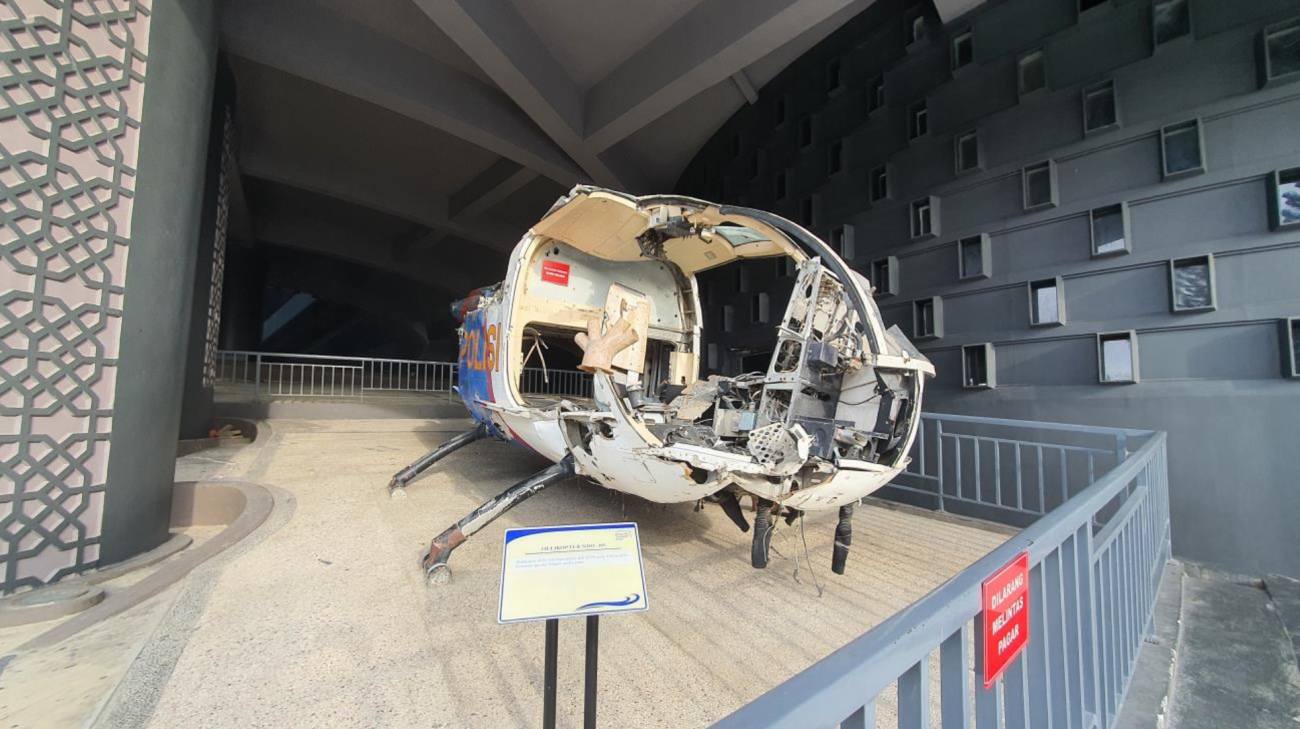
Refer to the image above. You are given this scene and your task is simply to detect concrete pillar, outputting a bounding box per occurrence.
[0,0,220,592]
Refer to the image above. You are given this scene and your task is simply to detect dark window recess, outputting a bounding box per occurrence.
[956,130,979,172]
[775,170,788,199]
[1171,255,1214,312]
[730,135,741,157]
[871,256,897,296]
[829,225,853,259]
[749,149,761,179]
[1030,278,1063,325]
[751,293,770,323]
[800,196,815,227]
[827,59,842,92]
[867,76,885,112]
[1162,119,1204,178]
[1023,161,1057,210]
[828,140,845,175]
[1286,318,1300,377]
[1275,167,1300,228]
[1091,204,1129,256]
[1153,0,1190,46]
[1083,80,1117,132]
[908,13,928,45]
[870,165,889,202]
[908,100,928,139]
[911,198,936,239]
[1264,18,1300,83]
[735,266,750,293]
[958,235,988,279]
[963,344,993,388]
[775,96,787,126]
[799,116,814,148]
[723,305,735,332]
[1099,332,1137,383]
[1018,50,1046,96]
[775,257,796,278]
[952,30,973,70]
[1080,0,1108,13]
[914,297,941,338]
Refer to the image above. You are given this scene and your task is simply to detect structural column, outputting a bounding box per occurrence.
[0,0,220,593]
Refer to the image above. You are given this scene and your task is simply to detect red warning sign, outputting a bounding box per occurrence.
[981,552,1029,688]
[540,260,570,286]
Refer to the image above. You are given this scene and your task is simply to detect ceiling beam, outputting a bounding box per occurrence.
[410,0,623,188]
[220,0,585,185]
[239,143,524,254]
[932,0,986,23]
[449,159,539,220]
[583,0,860,152]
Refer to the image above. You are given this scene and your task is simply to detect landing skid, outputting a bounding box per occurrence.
[419,456,576,586]
[387,424,489,499]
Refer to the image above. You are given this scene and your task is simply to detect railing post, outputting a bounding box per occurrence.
[254,353,261,400]
[935,418,945,512]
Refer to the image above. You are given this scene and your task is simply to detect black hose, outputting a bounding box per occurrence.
[752,498,774,569]
[831,504,854,575]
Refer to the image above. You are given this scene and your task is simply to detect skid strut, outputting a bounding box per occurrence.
[751,498,775,569]
[387,424,488,498]
[831,504,854,575]
[420,456,576,585]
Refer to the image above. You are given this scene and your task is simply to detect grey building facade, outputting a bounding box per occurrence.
[682,0,1300,577]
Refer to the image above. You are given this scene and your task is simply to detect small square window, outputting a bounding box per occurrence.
[1022,160,1058,210]
[1083,80,1118,134]
[799,116,814,148]
[1170,254,1216,312]
[1098,331,1139,384]
[1153,0,1190,47]
[871,256,898,297]
[829,225,855,260]
[775,169,788,199]
[1090,203,1130,257]
[907,13,928,46]
[1161,119,1205,179]
[867,76,885,113]
[827,58,843,93]
[751,293,770,324]
[913,296,943,339]
[707,343,720,370]
[828,139,845,175]
[952,30,974,71]
[870,165,890,202]
[1029,277,1065,326]
[1271,167,1300,230]
[958,234,990,280]
[908,100,929,140]
[1280,317,1300,378]
[800,196,816,227]
[910,196,940,240]
[963,343,995,389]
[1018,49,1047,97]
[735,266,750,293]
[775,257,797,278]
[1261,17,1300,87]
[775,96,788,126]
[955,129,981,173]
[723,305,735,333]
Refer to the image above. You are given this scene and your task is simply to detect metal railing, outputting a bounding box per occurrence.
[713,414,1170,729]
[214,350,592,401]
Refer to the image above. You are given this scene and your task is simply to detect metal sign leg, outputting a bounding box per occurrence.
[544,618,559,729]
[584,615,600,729]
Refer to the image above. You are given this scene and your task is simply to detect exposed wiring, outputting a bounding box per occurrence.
[521,326,550,383]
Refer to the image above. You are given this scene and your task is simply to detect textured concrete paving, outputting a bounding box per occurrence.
[1164,567,1300,729]
[117,419,1008,728]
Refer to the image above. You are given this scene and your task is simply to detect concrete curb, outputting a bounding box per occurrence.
[15,480,274,654]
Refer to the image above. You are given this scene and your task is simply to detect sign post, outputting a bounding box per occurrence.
[500,522,649,729]
[981,552,1030,688]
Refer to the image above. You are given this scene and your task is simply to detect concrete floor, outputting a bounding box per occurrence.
[9,419,1011,728]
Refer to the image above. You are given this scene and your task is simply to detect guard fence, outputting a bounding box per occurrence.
[213,350,591,400]
[712,414,1169,729]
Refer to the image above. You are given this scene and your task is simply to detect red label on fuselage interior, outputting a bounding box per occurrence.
[981,552,1030,688]
[540,260,570,286]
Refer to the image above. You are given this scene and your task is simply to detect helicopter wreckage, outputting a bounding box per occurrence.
[387,187,934,585]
